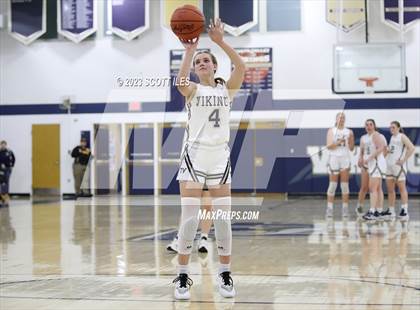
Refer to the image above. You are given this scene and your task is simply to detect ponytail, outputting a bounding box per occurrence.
[214,77,226,85]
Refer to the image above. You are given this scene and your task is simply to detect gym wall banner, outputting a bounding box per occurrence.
[215,0,258,36]
[381,0,420,32]
[8,0,46,45]
[326,0,366,33]
[57,0,97,43]
[234,47,273,110]
[110,0,149,41]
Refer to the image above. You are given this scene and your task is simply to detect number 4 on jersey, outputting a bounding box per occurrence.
[209,109,220,127]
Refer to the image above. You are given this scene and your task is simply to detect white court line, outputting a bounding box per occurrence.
[73,196,265,207]
[129,229,178,241]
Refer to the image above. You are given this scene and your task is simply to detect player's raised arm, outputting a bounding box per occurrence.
[176,39,199,99]
[208,18,245,99]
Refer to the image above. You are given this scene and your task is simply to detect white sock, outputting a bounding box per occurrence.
[401,204,408,210]
[327,202,333,209]
[369,207,375,213]
[378,208,383,213]
[177,264,189,275]
[343,203,348,209]
[219,263,231,274]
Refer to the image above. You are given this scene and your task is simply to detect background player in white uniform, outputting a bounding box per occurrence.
[325,113,354,218]
[385,121,415,221]
[359,119,387,221]
[172,18,245,300]
[356,132,370,218]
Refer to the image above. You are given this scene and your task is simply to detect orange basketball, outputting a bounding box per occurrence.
[170,5,205,41]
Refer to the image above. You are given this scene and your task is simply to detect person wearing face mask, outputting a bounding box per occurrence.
[385,121,415,221]
[71,138,92,198]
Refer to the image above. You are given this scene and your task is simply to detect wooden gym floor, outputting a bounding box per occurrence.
[1,195,419,309]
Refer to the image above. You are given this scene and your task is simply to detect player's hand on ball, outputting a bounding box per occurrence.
[180,37,199,51]
[208,18,224,44]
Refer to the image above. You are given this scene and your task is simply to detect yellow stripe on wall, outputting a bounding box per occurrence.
[163,0,201,27]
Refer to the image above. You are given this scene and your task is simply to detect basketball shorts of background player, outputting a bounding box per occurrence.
[367,157,387,179]
[328,155,351,175]
[386,162,407,181]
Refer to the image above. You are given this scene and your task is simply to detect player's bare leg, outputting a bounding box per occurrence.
[357,169,369,217]
[339,168,350,217]
[327,173,339,218]
[397,180,409,221]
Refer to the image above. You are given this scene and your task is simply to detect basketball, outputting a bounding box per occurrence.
[170,5,205,41]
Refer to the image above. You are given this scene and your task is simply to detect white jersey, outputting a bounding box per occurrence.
[387,133,406,165]
[362,132,387,177]
[362,132,387,157]
[329,127,351,157]
[361,133,373,160]
[185,83,231,146]
[361,132,388,160]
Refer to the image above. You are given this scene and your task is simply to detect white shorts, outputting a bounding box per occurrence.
[328,155,350,175]
[367,157,386,179]
[177,143,231,186]
[386,163,407,181]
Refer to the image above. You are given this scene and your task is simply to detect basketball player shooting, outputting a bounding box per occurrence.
[172,16,245,300]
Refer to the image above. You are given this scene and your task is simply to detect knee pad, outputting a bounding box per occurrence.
[327,182,337,196]
[178,197,201,255]
[340,182,349,195]
[212,197,232,256]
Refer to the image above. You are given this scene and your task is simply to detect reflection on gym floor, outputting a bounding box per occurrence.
[1,196,419,309]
